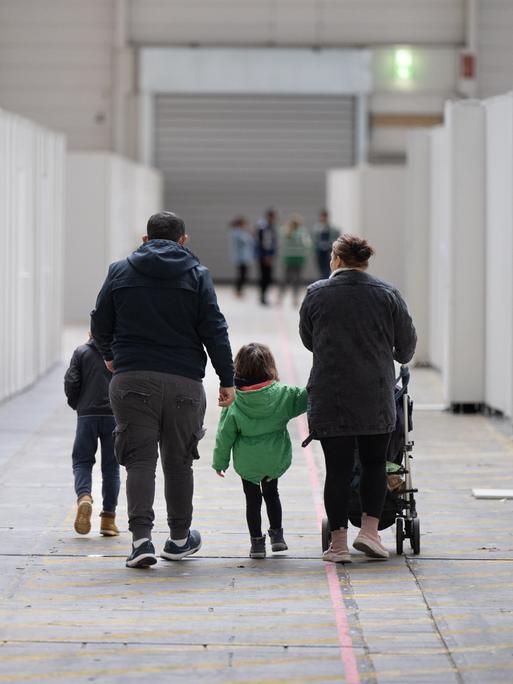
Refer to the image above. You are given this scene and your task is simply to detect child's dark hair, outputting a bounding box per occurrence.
[234,343,279,386]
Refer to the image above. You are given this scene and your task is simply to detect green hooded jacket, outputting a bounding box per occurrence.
[212,382,308,484]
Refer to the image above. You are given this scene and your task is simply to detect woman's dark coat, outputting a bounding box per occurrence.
[299,270,417,438]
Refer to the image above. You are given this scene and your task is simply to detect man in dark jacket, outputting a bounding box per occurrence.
[91,211,235,568]
[64,337,120,538]
[255,207,278,306]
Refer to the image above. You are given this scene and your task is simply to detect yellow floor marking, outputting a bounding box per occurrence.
[24,576,328,592]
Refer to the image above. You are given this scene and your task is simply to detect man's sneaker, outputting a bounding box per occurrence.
[353,533,389,559]
[74,494,93,535]
[250,535,266,559]
[100,511,119,537]
[126,540,158,568]
[160,530,202,561]
[268,528,288,552]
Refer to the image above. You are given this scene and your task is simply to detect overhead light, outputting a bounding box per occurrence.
[394,48,413,83]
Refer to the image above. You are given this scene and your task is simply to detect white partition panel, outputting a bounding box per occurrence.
[404,130,431,364]
[0,109,65,402]
[64,153,163,323]
[485,94,513,416]
[444,101,486,406]
[327,165,405,291]
[429,126,450,374]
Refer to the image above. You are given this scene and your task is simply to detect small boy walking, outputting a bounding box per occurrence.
[64,336,120,536]
[213,343,307,558]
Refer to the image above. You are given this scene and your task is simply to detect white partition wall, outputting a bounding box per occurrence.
[0,109,65,402]
[64,153,163,323]
[485,94,513,416]
[404,130,431,364]
[443,101,486,406]
[327,165,405,291]
[429,126,450,374]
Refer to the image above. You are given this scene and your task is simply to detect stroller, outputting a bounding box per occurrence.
[321,365,420,556]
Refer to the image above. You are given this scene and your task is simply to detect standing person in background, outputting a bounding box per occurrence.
[91,211,234,569]
[229,215,254,298]
[64,335,120,537]
[255,207,278,306]
[312,209,340,280]
[279,213,311,307]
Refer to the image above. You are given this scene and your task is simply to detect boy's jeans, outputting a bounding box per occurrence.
[109,371,206,542]
[72,416,120,513]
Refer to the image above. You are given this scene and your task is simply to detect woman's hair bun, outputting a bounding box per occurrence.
[333,234,375,267]
[356,245,372,262]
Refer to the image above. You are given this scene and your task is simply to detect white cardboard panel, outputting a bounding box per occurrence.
[445,100,486,405]
[64,152,163,323]
[484,94,513,416]
[0,109,65,402]
[404,130,431,364]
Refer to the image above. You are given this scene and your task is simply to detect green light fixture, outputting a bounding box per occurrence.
[394,48,413,83]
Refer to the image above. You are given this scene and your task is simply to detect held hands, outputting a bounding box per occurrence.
[218,386,235,407]
[104,360,114,373]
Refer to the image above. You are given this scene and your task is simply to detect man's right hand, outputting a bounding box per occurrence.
[218,386,235,407]
[104,360,114,373]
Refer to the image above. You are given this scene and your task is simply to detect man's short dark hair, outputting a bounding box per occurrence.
[147,211,186,242]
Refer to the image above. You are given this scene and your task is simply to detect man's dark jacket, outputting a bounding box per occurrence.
[90,240,234,387]
[64,340,113,416]
[299,269,417,438]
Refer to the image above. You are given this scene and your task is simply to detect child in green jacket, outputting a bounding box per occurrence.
[212,343,307,559]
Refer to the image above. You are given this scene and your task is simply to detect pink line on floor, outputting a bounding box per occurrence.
[275,310,361,684]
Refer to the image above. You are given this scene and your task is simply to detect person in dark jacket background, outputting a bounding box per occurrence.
[299,234,416,563]
[91,211,235,569]
[255,207,278,306]
[64,336,120,537]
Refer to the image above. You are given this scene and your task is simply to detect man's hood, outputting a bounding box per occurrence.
[127,240,199,280]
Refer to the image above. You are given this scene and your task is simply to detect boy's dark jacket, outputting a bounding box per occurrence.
[64,340,113,415]
[90,240,234,387]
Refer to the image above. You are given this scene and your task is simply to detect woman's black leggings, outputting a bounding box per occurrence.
[242,478,282,538]
[320,434,391,530]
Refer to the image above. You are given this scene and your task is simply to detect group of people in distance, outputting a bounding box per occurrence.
[229,207,339,306]
[65,210,416,568]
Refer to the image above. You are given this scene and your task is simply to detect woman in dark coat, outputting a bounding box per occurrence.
[299,234,416,562]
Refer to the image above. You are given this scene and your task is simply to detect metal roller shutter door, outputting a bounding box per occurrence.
[154,94,355,281]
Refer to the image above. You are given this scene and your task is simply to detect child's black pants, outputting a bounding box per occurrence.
[242,478,282,538]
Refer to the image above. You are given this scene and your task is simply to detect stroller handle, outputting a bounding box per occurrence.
[400,365,410,387]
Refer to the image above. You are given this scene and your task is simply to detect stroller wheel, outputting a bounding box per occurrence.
[395,517,404,555]
[321,517,331,552]
[411,518,421,555]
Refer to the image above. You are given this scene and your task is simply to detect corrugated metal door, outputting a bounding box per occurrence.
[154,94,355,280]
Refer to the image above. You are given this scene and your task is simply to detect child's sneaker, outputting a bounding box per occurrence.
[99,511,119,536]
[268,528,288,552]
[74,494,93,535]
[250,535,266,559]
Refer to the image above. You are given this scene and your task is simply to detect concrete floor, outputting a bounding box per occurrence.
[1,286,513,683]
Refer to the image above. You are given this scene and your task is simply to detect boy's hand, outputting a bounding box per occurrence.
[105,360,114,373]
[218,386,235,407]
[216,470,225,478]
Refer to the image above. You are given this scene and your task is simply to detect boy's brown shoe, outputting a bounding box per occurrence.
[74,495,93,535]
[100,511,119,537]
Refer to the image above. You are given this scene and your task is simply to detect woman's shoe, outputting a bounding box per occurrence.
[250,536,266,559]
[353,533,389,559]
[100,511,119,536]
[74,494,93,535]
[322,528,352,563]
